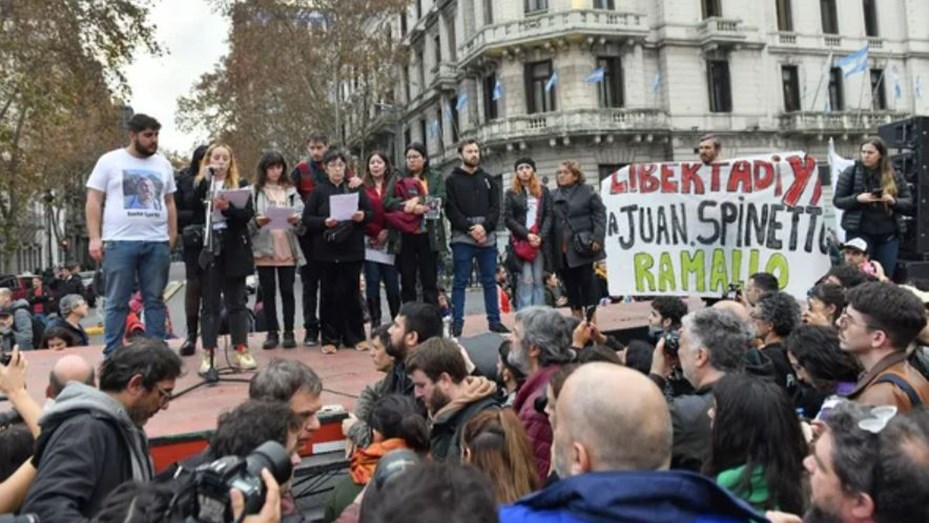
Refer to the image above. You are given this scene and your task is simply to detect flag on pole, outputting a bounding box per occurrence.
[545,71,559,93]
[889,66,902,100]
[444,100,453,120]
[584,67,605,84]
[835,44,869,78]
[428,119,440,137]
[492,80,503,101]
[650,71,661,93]
[455,93,469,111]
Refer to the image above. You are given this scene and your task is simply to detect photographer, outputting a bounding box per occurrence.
[647,297,692,399]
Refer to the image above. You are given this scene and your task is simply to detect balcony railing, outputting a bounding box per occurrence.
[697,17,746,46]
[776,32,797,45]
[458,9,647,67]
[824,35,841,47]
[778,110,906,133]
[469,108,668,144]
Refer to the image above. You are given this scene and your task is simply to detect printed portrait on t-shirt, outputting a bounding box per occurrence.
[122,171,164,210]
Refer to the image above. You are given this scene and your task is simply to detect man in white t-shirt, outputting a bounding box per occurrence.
[85,113,177,356]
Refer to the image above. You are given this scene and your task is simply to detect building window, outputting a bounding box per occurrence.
[597,57,624,108]
[446,18,457,61]
[404,127,412,148]
[871,69,887,110]
[707,60,732,113]
[702,0,721,19]
[420,119,427,146]
[776,0,793,31]
[416,0,422,19]
[525,60,556,114]
[598,164,627,183]
[400,12,407,35]
[863,0,879,37]
[820,0,838,34]
[404,68,411,103]
[781,65,800,112]
[483,0,493,24]
[828,67,845,111]
[593,0,615,9]
[450,95,461,143]
[483,73,499,121]
[417,49,425,93]
[433,33,441,64]
[525,0,548,15]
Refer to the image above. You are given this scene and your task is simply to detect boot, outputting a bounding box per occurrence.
[262,331,279,350]
[282,331,296,349]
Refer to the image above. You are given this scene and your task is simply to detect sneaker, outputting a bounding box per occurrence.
[489,323,511,334]
[282,331,296,349]
[354,340,371,351]
[321,343,338,354]
[303,328,319,347]
[199,349,213,376]
[451,323,463,338]
[180,337,196,356]
[262,332,279,351]
[234,345,258,370]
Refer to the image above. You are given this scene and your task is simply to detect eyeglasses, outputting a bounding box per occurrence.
[836,307,878,330]
[153,384,173,405]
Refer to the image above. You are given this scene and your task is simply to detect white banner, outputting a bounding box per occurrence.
[601,152,832,298]
[828,138,854,241]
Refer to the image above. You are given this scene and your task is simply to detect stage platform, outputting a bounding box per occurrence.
[7,298,703,471]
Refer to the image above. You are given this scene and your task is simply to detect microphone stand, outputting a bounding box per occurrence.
[175,168,251,399]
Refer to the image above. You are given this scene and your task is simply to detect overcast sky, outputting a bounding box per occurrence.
[125,0,229,158]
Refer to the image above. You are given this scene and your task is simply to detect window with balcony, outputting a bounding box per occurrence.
[707,60,732,113]
[483,0,493,24]
[525,0,548,15]
[781,65,800,112]
[863,0,879,37]
[776,0,793,31]
[702,0,722,19]
[525,60,556,114]
[820,0,838,34]
[828,67,845,111]
[593,0,615,9]
[483,73,499,121]
[433,33,441,64]
[871,69,887,110]
[597,57,624,109]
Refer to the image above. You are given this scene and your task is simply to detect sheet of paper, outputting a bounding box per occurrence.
[266,207,296,230]
[329,193,359,221]
[365,243,395,265]
[219,187,251,208]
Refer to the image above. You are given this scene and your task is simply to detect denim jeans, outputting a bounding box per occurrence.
[516,255,545,310]
[451,243,500,328]
[102,241,170,355]
[364,260,401,325]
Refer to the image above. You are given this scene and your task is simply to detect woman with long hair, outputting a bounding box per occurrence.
[802,282,846,327]
[193,143,257,373]
[833,136,913,279]
[302,149,372,354]
[551,160,606,321]
[362,151,401,327]
[786,324,862,416]
[504,157,552,310]
[705,373,807,514]
[324,394,429,522]
[384,142,446,305]
[250,151,305,350]
[461,409,541,504]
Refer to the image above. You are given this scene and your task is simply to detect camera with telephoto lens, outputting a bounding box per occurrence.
[191,441,292,523]
[724,281,743,301]
[662,330,681,359]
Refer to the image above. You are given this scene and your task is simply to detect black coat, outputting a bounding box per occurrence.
[504,186,553,270]
[302,178,373,263]
[551,183,607,269]
[193,178,255,279]
[833,161,913,236]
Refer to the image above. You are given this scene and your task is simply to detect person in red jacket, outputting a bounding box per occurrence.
[508,306,573,481]
[361,151,401,327]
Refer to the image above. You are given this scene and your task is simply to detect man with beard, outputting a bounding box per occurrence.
[509,306,572,481]
[697,134,723,165]
[21,339,182,521]
[767,401,929,523]
[85,113,177,356]
[499,363,765,522]
[407,336,499,463]
[444,139,509,337]
[385,302,444,396]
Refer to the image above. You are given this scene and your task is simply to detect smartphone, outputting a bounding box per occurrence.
[871,188,883,197]
[585,305,596,323]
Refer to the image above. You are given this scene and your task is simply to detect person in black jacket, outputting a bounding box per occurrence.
[302,149,373,354]
[175,144,208,356]
[551,160,606,320]
[833,136,913,280]
[504,157,552,310]
[192,143,257,374]
[445,139,509,337]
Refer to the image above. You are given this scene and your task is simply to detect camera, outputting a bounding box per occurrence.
[0,351,11,366]
[723,281,743,301]
[192,441,292,523]
[662,330,681,359]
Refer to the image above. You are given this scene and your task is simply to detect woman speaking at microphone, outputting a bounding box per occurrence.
[193,143,257,374]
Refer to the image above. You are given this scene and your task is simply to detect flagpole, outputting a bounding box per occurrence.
[810,53,831,112]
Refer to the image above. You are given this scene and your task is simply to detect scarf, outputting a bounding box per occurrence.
[349,437,410,485]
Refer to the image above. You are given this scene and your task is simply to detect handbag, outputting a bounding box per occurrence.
[510,192,543,262]
[181,224,203,251]
[324,221,354,243]
[555,202,597,258]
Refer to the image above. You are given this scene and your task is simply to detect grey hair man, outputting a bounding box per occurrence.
[508,306,572,480]
[649,308,752,471]
[249,358,324,448]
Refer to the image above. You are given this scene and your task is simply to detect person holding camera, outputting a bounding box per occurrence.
[648,297,693,399]
[833,136,912,280]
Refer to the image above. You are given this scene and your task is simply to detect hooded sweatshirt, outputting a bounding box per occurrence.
[430,376,499,463]
[22,382,154,522]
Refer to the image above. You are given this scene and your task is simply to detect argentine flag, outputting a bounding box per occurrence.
[492,80,503,101]
[584,67,605,84]
[835,44,869,78]
[545,71,559,93]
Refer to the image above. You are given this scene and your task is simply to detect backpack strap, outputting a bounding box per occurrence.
[875,374,923,408]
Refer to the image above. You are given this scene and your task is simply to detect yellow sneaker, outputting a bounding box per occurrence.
[234,345,258,370]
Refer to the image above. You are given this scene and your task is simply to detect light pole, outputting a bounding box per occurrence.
[43,190,54,268]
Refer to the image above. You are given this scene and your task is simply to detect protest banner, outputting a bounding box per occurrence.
[601,152,831,298]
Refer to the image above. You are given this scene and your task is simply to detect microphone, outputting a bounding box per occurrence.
[206,166,216,177]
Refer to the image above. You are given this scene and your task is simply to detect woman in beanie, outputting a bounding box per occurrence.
[503,157,552,309]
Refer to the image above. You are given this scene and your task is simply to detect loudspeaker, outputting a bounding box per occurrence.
[895,259,929,286]
[878,117,929,150]
[459,332,506,380]
[885,116,929,259]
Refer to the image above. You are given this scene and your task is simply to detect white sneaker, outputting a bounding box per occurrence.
[234,346,258,370]
[199,349,213,375]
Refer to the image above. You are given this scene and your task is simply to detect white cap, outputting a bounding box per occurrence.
[841,238,869,253]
